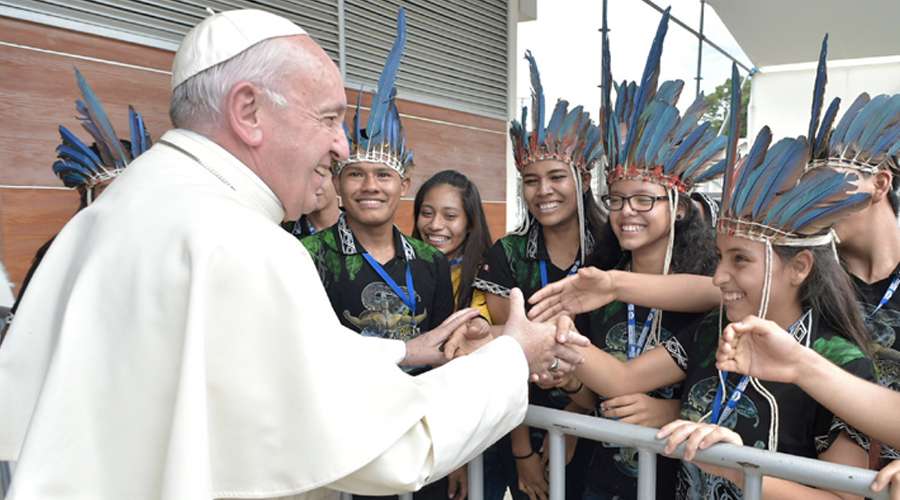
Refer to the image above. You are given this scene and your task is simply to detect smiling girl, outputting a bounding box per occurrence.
[413,170,493,321]
[472,51,615,500]
[569,11,727,499]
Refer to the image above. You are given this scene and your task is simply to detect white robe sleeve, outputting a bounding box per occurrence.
[329,337,528,495]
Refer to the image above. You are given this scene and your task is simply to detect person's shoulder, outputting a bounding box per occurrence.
[495,233,527,258]
[301,226,339,256]
[812,332,868,368]
[404,234,444,264]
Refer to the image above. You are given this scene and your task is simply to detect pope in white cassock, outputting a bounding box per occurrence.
[0,9,590,500]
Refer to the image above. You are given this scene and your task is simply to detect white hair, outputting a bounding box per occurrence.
[169,37,300,129]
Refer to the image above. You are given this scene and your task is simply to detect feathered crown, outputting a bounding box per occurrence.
[336,7,413,177]
[602,8,726,194]
[509,51,604,175]
[805,35,900,175]
[718,64,871,246]
[53,68,152,191]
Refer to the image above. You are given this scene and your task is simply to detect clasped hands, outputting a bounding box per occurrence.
[406,288,588,382]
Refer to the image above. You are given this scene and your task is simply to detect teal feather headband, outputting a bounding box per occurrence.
[602,8,726,194]
[508,50,603,263]
[53,68,152,194]
[805,35,900,175]
[717,61,870,319]
[718,68,870,245]
[336,7,413,177]
[509,51,604,175]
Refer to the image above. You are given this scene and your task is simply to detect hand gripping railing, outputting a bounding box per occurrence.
[463,405,892,500]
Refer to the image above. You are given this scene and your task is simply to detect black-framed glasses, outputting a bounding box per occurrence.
[601,194,669,212]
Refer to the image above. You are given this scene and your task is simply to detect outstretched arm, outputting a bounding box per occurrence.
[717,316,900,449]
[528,268,720,322]
[576,345,684,399]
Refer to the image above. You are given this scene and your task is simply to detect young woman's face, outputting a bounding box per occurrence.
[607,179,672,253]
[521,160,580,228]
[416,183,468,258]
[713,234,796,322]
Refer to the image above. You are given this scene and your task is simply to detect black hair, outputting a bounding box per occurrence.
[888,172,899,216]
[585,189,622,271]
[773,244,872,355]
[671,198,718,275]
[412,170,493,312]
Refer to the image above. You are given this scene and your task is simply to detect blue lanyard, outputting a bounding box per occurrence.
[362,253,416,322]
[448,257,463,267]
[539,259,580,288]
[867,272,900,321]
[626,304,658,359]
[711,315,804,425]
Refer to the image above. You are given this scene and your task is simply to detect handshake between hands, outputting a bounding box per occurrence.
[402,288,588,382]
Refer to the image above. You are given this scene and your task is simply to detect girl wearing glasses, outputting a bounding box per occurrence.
[563,12,726,499]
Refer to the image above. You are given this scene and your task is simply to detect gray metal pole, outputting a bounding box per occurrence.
[524,406,891,499]
[399,494,413,500]
[743,469,764,500]
[467,455,484,500]
[638,0,753,73]
[637,449,657,500]
[548,430,566,500]
[695,0,706,97]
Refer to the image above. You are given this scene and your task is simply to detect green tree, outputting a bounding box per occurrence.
[702,77,751,138]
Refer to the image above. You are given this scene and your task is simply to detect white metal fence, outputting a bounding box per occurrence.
[338,405,899,500]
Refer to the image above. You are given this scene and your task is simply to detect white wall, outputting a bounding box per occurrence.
[748,57,900,142]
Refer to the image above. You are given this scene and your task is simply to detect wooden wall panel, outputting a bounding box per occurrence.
[0,48,172,186]
[0,15,508,291]
[0,17,173,71]
[0,188,79,290]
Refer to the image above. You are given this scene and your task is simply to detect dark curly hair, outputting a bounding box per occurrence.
[600,194,718,276]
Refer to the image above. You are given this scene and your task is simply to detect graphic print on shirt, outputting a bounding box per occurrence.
[343,281,426,341]
[665,311,874,500]
[598,305,683,479]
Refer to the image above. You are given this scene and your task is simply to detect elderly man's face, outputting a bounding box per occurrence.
[261,37,349,220]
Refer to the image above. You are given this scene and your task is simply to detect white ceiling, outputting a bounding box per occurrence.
[707,0,900,68]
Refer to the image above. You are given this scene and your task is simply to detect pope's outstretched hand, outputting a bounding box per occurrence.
[504,288,589,382]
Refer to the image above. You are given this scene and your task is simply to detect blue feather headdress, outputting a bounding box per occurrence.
[52,68,152,196]
[509,51,604,176]
[508,51,604,263]
[602,8,726,194]
[718,60,870,318]
[805,36,900,175]
[336,8,413,177]
[719,60,870,245]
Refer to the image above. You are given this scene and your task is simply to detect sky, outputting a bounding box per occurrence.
[515,0,752,117]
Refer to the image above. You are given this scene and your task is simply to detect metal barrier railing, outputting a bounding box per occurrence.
[460,405,891,500]
[340,405,892,500]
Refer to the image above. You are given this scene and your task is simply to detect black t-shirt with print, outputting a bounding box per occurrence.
[476,223,609,411]
[852,262,900,465]
[662,311,874,500]
[301,214,454,344]
[580,302,700,500]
